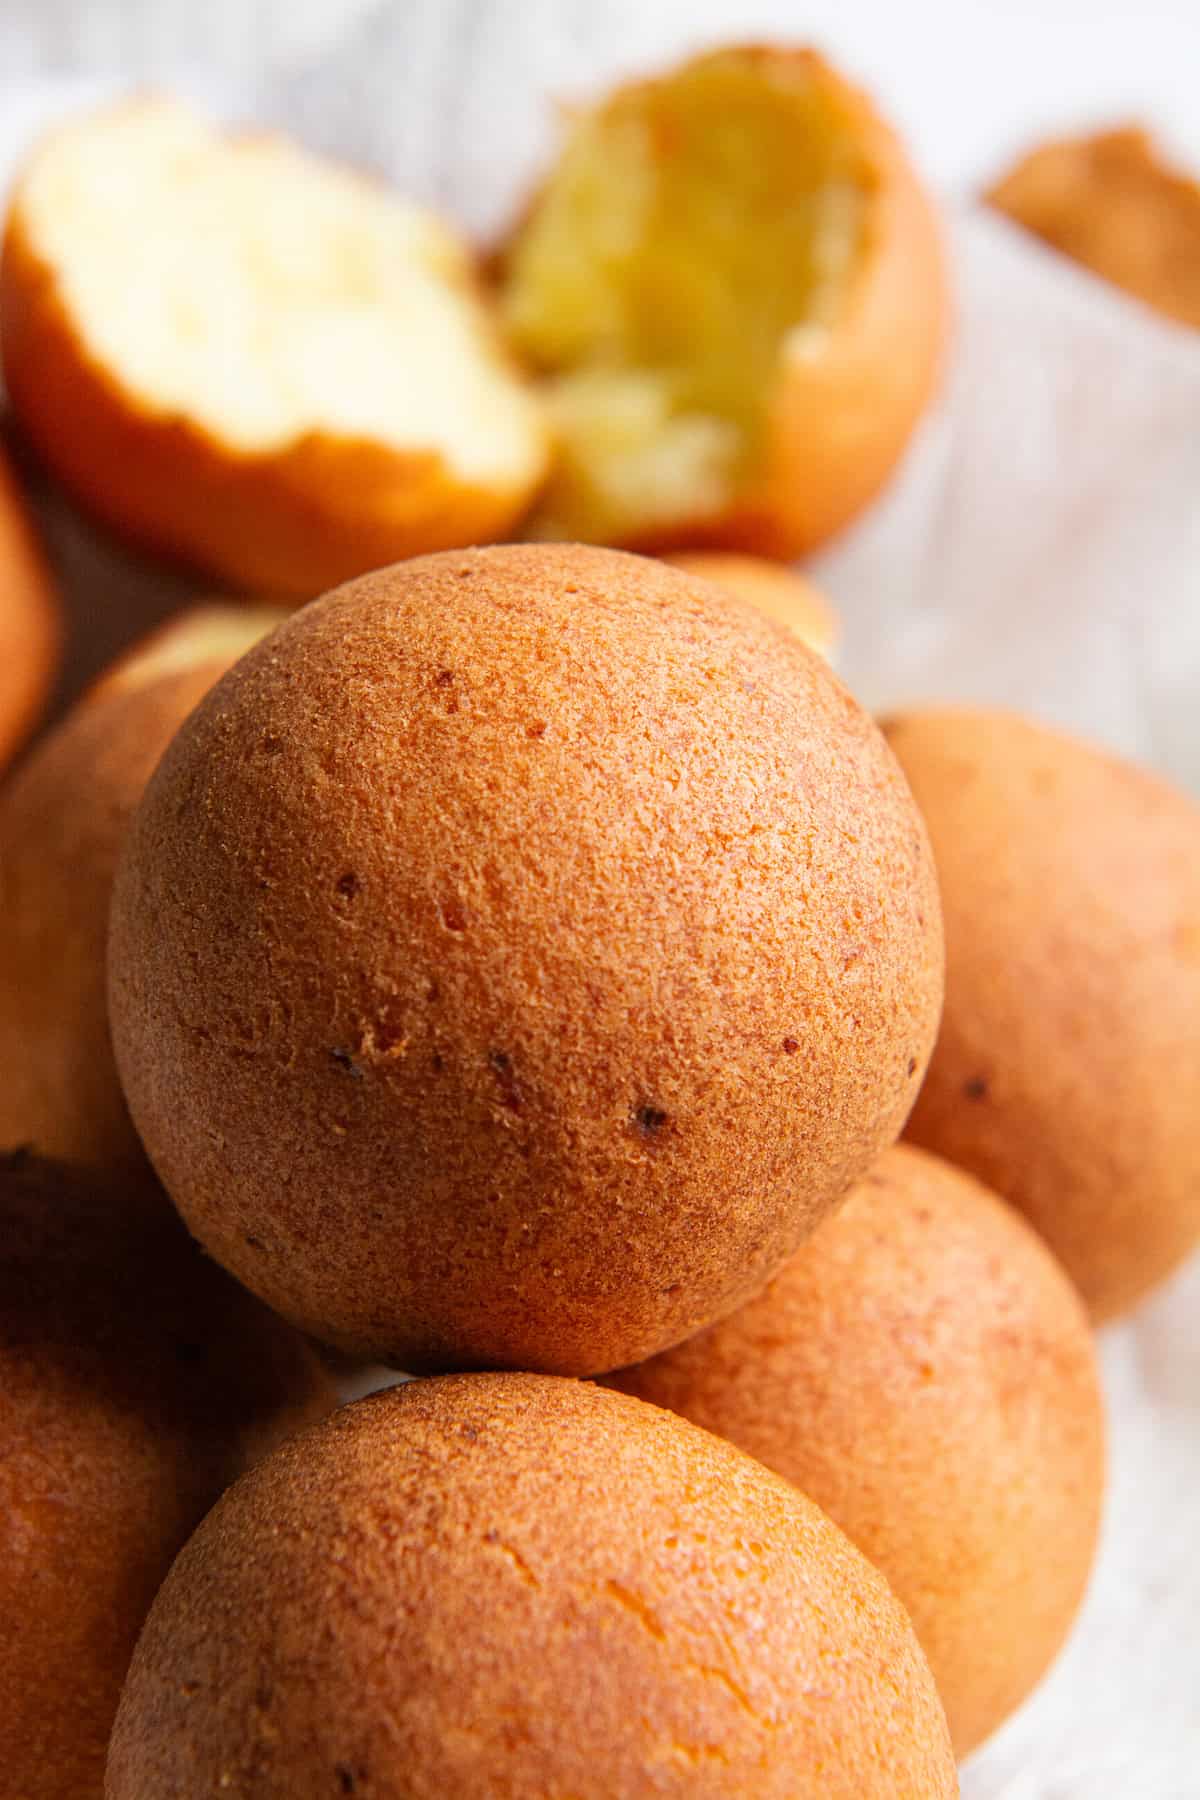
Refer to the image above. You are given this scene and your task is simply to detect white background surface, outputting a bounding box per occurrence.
[4,0,1200,198]
[2,5,1199,1796]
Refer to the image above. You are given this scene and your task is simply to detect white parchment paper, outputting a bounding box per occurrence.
[2,42,1198,1797]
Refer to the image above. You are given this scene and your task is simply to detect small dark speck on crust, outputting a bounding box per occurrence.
[907,1056,919,1078]
[633,1105,669,1138]
[435,669,455,686]
[964,1076,989,1101]
[337,872,361,900]
[782,1037,800,1055]
[488,1050,524,1112]
[335,1768,357,1794]
[330,1048,364,1080]
[244,1234,265,1251]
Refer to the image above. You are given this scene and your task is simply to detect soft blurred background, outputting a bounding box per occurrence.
[3,6,1198,1797]
[4,0,1200,216]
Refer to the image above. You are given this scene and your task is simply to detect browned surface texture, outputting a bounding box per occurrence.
[659,550,838,659]
[885,706,1200,1321]
[0,1154,336,1800]
[610,1143,1106,1756]
[105,1373,957,1799]
[0,438,60,770]
[109,543,943,1373]
[987,126,1200,329]
[0,614,281,1172]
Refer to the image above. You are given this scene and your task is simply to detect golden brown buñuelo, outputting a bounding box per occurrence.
[885,705,1200,1321]
[0,440,59,772]
[0,607,286,1172]
[0,107,547,598]
[105,1373,958,1798]
[987,125,1200,330]
[0,1153,335,1800]
[108,544,944,1375]
[609,1143,1106,1756]
[501,46,948,557]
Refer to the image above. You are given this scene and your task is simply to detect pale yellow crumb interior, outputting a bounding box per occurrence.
[23,100,546,488]
[501,52,869,541]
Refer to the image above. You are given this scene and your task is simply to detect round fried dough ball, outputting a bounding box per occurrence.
[0,440,59,773]
[109,544,943,1373]
[885,705,1200,1321]
[0,1153,336,1800]
[106,1373,956,1798]
[610,1143,1106,1756]
[0,605,286,1172]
